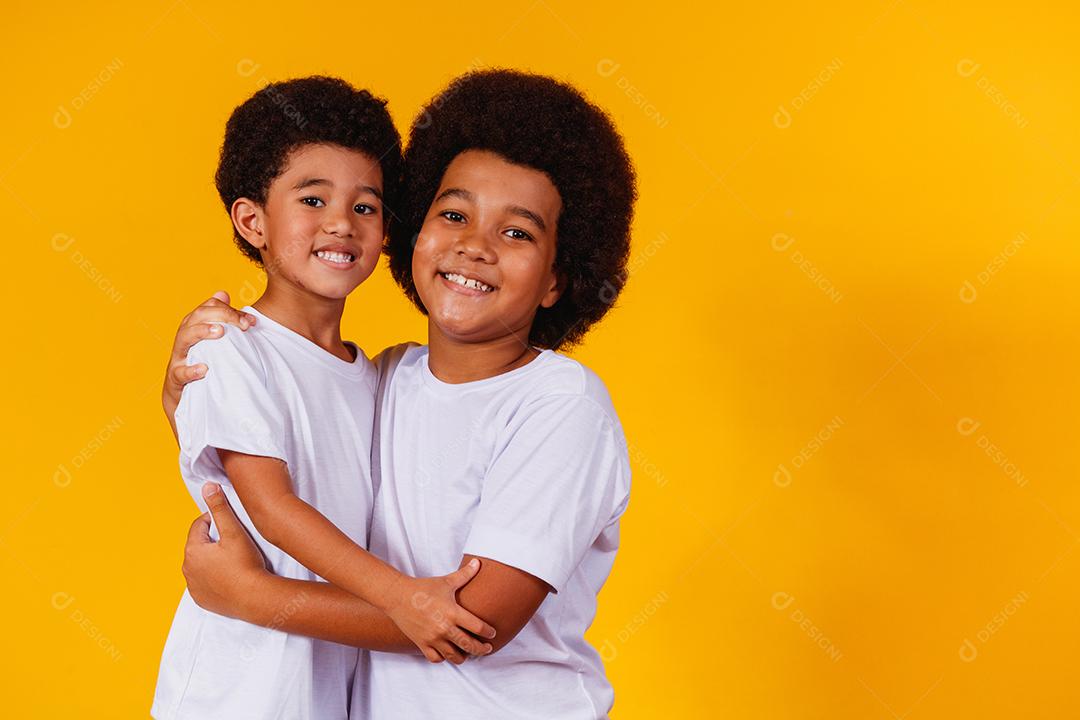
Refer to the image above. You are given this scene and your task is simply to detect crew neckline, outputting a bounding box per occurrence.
[243,306,367,378]
[419,345,556,394]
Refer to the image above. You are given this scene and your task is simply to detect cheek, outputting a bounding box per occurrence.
[268,209,314,252]
[504,251,555,300]
[410,228,443,272]
[358,220,384,256]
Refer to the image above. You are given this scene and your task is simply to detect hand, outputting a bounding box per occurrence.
[182,482,268,618]
[385,566,498,665]
[162,291,258,436]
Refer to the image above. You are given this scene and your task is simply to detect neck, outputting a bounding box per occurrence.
[426,322,541,384]
[253,279,351,362]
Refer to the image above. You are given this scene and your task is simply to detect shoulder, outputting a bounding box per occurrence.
[371,341,425,384]
[507,352,625,444]
[524,352,618,416]
[187,323,270,380]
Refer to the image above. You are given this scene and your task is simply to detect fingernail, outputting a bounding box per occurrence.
[209,324,221,334]
[194,366,207,376]
[468,558,479,569]
[202,483,220,498]
[245,314,256,324]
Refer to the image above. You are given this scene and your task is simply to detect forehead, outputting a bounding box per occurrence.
[437,150,561,221]
[277,143,382,184]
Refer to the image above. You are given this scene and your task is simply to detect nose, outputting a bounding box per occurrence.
[453,225,494,263]
[322,204,354,238]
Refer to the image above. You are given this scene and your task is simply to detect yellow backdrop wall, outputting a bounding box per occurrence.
[3,1,1078,717]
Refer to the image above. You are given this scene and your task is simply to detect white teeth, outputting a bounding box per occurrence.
[316,250,355,264]
[442,272,493,292]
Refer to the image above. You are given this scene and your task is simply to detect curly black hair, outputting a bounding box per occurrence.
[215,76,402,266]
[386,69,637,349]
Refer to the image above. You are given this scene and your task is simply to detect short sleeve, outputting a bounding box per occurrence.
[176,325,288,482]
[463,395,631,593]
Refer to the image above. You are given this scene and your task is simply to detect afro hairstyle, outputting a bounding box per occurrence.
[386,69,636,349]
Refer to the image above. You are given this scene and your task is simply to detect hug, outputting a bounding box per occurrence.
[151,69,636,720]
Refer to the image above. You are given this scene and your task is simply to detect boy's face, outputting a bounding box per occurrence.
[233,143,384,300]
[412,150,563,345]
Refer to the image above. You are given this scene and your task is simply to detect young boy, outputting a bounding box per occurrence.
[152,76,494,720]
[163,69,636,718]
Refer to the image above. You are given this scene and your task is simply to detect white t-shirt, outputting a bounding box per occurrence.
[357,343,631,720]
[152,306,377,720]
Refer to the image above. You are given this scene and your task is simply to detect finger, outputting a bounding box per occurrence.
[449,627,494,657]
[187,512,212,546]
[170,362,208,389]
[211,290,230,304]
[443,558,481,591]
[437,641,466,665]
[456,609,497,641]
[421,646,444,664]
[175,322,227,358]
[188,297,256,330]
[201,483,243,541]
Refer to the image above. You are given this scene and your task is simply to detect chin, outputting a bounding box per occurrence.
[428,310,488,340]
[307,283,357,301]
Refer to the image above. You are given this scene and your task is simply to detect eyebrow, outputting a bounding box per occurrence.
[435,187,474,203]
[506,205,547,233]
[292,177,383,199]
[435,187,548,232]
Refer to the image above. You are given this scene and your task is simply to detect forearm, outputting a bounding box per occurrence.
[256,495,405,611]
[162,386,180,445]
[237,572,419,653]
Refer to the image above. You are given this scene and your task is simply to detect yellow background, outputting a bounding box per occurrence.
[3,1,1078,717]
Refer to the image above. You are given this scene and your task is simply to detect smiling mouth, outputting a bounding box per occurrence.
[440,272,495,293]
[314,250,356,264]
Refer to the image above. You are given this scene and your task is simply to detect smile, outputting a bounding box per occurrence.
[314,250,356,265]
[440,272,495,293]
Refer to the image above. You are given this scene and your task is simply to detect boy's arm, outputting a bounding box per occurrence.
[217,451,496,659]
[452,555,551,653]
[246,556,545,656]
[161,291,256,443]
[185,484,493,663]
[448,395,629,653]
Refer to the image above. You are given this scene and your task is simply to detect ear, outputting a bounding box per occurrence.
[539,268,566,309]
[230,198,267,252]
